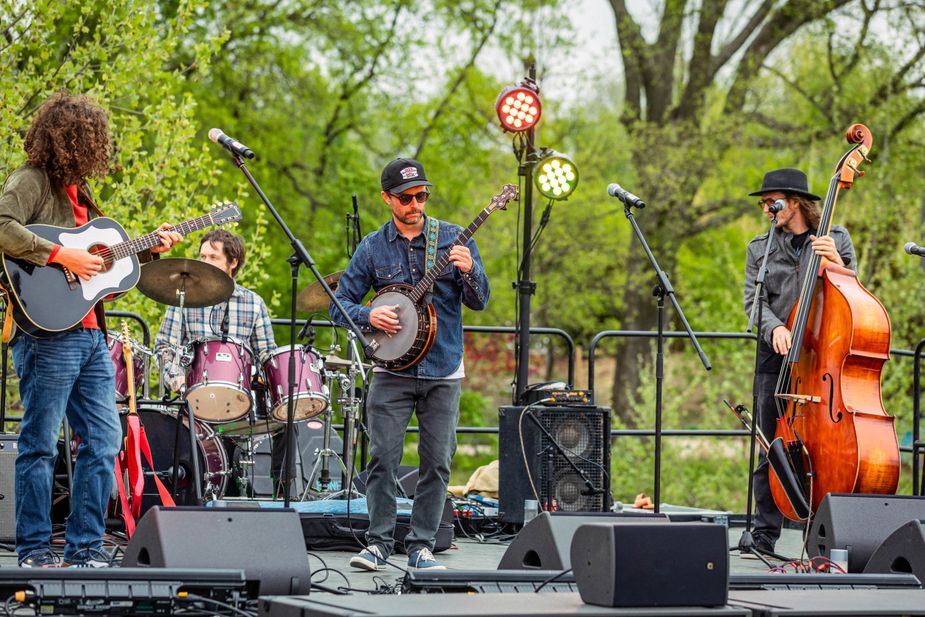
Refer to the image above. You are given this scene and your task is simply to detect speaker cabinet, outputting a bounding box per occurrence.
[497,511,667,570]
[571,522,728,608]
[0,435,16,543]
[499,405,611,524]
[864,519,925,582]
[807,494,925,573]
[122,506,310,595]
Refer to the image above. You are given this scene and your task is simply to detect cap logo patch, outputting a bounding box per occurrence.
[400,166,419,179]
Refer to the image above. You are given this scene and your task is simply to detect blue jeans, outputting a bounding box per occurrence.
[12,329,120,562]
[364,372,460,556]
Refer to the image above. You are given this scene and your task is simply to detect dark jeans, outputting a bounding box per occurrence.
[753,372,784,546]
[364,372,460,556]
[12,329,121,562]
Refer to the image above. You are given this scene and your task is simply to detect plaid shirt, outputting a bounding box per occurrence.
[154,284,276,366]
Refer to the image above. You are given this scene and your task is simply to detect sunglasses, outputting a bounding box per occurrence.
[390,191,430,205]
[757,197,785,208]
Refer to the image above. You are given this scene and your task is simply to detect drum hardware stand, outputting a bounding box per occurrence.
[621,195,711,514]
[227,148,379,508]
[159,275,206,505]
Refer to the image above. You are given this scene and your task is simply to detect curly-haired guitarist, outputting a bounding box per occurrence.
[0,93,181,567]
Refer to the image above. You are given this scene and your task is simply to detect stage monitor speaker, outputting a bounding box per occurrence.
[121,506,310,596]
[806,494,925,573]
[0,435,16,543]
[497,511,668,570]
[499,405,611,524]
[863,519,925,582]
[571,522,728,608]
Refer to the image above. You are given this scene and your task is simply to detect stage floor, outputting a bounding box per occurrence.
[0,524,804,591]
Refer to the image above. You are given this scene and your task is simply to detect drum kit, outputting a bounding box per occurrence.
[113,259,365,510]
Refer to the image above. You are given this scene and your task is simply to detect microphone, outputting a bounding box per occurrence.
[607,183,646,208]
[208,128,255,159]
[580,486,606,496]
[905,242,925,257]
[768,199,785,214]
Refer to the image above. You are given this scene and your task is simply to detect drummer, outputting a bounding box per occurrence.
[154,229,276,389]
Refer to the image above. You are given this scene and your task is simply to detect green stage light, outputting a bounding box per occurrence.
[534,150,578,200]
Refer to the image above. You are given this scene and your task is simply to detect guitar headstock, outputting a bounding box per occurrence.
[486,184,518,214]
[209,202,243,226]
[120,320,133,364]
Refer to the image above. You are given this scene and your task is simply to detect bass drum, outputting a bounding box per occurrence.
[119,406,228,513]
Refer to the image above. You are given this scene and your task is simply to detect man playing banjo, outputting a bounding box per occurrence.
[331,158,490,571]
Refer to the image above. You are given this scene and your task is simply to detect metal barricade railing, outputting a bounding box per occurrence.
[586,330,757,394]
[268,320,576,387]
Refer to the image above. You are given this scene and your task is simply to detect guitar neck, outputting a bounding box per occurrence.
[410,210,489,302]
[108,213,220,261]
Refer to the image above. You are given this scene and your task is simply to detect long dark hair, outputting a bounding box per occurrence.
[24,92,112,188]
[791,194,822,230]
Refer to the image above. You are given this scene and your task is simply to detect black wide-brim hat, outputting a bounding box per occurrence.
[748,167,821,202]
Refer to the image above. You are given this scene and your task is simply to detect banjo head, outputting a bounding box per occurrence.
[369,289,422,362]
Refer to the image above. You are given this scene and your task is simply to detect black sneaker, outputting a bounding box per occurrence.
[753,534,776,554]
[19,549,62,568]
[64,547,113,568]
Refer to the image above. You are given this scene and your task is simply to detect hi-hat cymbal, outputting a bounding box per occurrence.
[323,354,370,371]
[137,258,234,308]
[297,271,344,313]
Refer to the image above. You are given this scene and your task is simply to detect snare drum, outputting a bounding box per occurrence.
[107,334,144,402]
[262,345,329,421]
[185,337,254,422]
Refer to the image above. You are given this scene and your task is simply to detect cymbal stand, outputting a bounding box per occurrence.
[165,278,203,503]
[325,331,365,500]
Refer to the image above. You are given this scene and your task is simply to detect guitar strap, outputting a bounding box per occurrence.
[424,216,439,294]
[0,291,13,344]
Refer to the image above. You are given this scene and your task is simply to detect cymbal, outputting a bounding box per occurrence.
[297,271,344,313]
[137,258,234,308]
[323,354,370,371]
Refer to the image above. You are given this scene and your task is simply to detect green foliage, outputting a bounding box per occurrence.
[3,0,924,510]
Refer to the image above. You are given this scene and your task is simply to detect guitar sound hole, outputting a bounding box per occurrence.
[89,244,113,271]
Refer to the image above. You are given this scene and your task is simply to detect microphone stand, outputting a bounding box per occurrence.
[228,153,378,508]
[738,209,779,556]
[622,201,711,514]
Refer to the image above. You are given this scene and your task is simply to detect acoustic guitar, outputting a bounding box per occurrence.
[1,202,241,337]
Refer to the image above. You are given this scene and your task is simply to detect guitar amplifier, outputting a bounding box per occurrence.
[0,434,17,543]
[499,405,611,524]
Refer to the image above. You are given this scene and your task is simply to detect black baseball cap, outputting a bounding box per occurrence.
[381,158,432,194]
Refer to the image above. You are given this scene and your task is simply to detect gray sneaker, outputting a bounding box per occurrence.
[349,545,387,571]
[408,547,445,570]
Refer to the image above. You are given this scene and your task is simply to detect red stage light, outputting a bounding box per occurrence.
[495,82,542,133]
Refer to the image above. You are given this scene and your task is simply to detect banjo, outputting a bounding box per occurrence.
[367,184,517,370]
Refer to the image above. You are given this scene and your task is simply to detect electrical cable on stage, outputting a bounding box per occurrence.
[178,592,256,617]
[534,568,573,593]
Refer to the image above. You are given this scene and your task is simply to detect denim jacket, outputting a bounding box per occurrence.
[331,215,490,378]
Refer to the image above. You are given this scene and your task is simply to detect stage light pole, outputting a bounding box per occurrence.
[496,69,542,404]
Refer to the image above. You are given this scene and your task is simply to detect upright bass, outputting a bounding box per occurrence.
[770,124,899,522]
